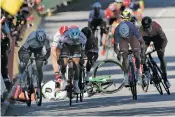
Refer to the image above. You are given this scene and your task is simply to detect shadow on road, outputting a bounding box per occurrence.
[6,92,175,116]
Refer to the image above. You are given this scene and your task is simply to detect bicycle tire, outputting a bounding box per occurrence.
[33,71,42,106]
[26,93,31,107]
[147,59,163,95]
[25,74,32,107]
[92,59,124,93]
[152,68,163,95]
[154,64,170,95]
[69,68,73,106]
[79,68,85,102]
[129,62,137,100]
[141,74,150,92]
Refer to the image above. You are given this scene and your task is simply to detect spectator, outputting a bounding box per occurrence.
[1,16,13,92]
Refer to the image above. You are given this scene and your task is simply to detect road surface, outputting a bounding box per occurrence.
[6,0,175,116]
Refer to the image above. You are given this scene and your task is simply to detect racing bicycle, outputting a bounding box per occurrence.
[141,48,170,95]
[21,55,45,107]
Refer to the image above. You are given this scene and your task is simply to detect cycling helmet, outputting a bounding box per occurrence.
[59,26,69,35]
[69,27,80,40]
[92,2,102,9]
[123,0,131,7]
[70,25,78,28]
[119,22,130,38]
[115,0,123,3]
[141,16,152,29]
[36,29,46,43]
[121,9,131,20]
[81,27,92,38]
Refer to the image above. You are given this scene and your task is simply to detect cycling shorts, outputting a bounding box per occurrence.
[60,43,82,58]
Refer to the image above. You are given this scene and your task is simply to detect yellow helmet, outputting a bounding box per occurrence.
[121,8,133,21]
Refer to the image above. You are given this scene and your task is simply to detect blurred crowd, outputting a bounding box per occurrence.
[1,0,43,102]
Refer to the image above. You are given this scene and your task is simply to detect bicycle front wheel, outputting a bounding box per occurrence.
[154,63,170,95]
[129,62,137,100]
[33,71,42,106]
[92,59,124,93]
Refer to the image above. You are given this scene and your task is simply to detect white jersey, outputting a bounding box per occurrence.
[52,31,61,47]
[52,30,87,48]
[22,31,50,50]
[88,9,106,22]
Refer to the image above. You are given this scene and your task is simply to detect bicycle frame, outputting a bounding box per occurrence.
[128,50,137,78]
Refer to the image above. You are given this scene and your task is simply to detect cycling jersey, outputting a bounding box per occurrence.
[22,31,50,50]
[55,30,87,48]
[114,21,142,43]
[88,9,106,22]
[140,21,167,41]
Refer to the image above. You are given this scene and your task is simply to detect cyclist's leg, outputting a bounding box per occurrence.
[86,52,98,72]
[35,54,44,83]
[154,38,168,81]
[72,45,82,93]
[119,39,129,85]
[101,20,108,55]
[129,37,142,84]
[60,44,69,78]
[18,47,31,88]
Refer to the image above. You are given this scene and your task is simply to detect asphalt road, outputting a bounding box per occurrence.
[5,0,175,116]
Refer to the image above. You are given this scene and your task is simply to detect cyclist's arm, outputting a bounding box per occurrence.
[114,26,120,54]
[22,31,36,49]
[154,21,167,40]
[100,10,107,22]
[132,23,145,53]
[139,0,144,11]
[44,36,51,60]
[88,11,93,22]
[51,35,62,73]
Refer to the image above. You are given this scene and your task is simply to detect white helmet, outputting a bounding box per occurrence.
[115,0,123,2]
[92,2,102,8]
[119,22,130,38]
[42,80,67,100]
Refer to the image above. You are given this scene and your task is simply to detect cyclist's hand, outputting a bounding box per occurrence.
[44,60,48,65]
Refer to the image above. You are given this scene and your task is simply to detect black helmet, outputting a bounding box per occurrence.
[141,16,152,29]
[81,27,92,38]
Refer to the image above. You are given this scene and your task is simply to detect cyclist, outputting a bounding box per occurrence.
[18,29,51,89]
[120,0,131,12]
[114,21,145,86]
[51,25,87,93]
[88,2,107,41]
[130,0,144,21]
[101,3,120,55]
[81,27,98,80]
[115,0,123,10]
[140,16,171,88]
[121,8,140,29]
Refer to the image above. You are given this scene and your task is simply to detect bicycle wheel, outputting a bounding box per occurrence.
[79,68,85,102]
[141,73,150,92]
[129,62,137,100]
[25,75,32,107]
[33,71,42,106]
[152,69,163,95]
[147,60,163,95]
[68,68,73,106]
[92,59,124,93]
[25,92,31,107]
[154,64,170,95]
